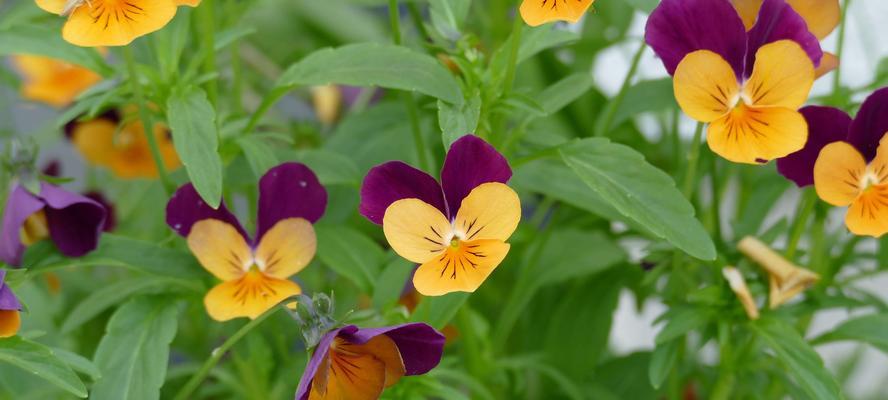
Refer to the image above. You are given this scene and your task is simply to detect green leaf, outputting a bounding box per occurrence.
[751,317,844,400]
[648,340,679,389]
[0,26,110,75]
[438,92,481,148]
[61,276,194,333]
[610,78,677,127]
[560,138,716,260]
[429,0,471,39]
[290,149,362,186]
[410,292,470,329]
[22,235,204,279]
[0,337,87,398]
[237,136,279,180]
[812,313,888,354]
[277,43,462,104]
[655,307,712,344]
[166,87,223,208]
[518,25,580,63]
[371,257,414,309]
[593,352,656,399]
[622,0,658,13]
[91,297,180,400]
[536,73,595,116]
[52,348,101,381]
[315,224,384,292]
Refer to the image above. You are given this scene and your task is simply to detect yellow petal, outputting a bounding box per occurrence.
[107,121,181,179]
[255,218,316,279]
[174,0,201,6]
[309,338,387,400]
[673,50,741,123]
[519,0,595,27]
[35,0,66,14]
[20,210,49,246]
[814,52,839,79]
[453,182,521,242]
[62,0,178,47]
[187,219,252,281]
[813,142,865,206]
[13,55,101,107]
[731,0,763,30]
[737,236,819,308]
[846,185,888,237]
[707,104,808,164]
[0,310,21,338]
[787,0,840,40]
[383,199,452,264]
[333,335,405,388]
[743,40,814,109]
[722,267,759,320]
[413,239,509,296]
[204,271,301,321]
[71,118,117,166]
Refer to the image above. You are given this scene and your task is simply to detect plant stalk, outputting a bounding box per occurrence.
[595,41,647,137]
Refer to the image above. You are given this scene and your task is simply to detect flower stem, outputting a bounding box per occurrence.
[172,308,278,400]
[832,0,852,96]
[502,15,524,98]
[122,47,174,194]
[595,41,647,137]
[197,0,218,107]
[682,122,705,199]
[388,0,430,171]
[388,0,403,45]
[785,188,816,259]
[709,152,723,246]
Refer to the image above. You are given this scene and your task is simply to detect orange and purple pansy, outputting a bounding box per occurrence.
[295,323,445,400]
[360,135,521,297]
[165,162,326,321]
[0,183,107,267]
[645,0,821,165]
[519,0,595,27]
[777,88,888,237]
[0,270,23,338]
[12,55,102,107]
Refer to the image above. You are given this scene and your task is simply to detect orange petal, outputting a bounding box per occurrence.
[383,199,451,264]
[309,339,387,400]
[413,239,509,296]
[519,0,595,27]
[204,271,301,321]
[62,0,178,47]
[255,218,316,279]
[333,336,406,388]
[813,142,865,206]
[13,55,101,107]
[814,52,839,79]
[743,40,814,109]
[34,0,66,14]
[673,50,741,123]
[453,182,521,242]
[186,219,252,281]
[107,121,180,179]
[846,185,888,237]
[71,118,117,166]
[787,0,840,40]
[0,310,21,338]
[174,0,201,6]
[707,104,808,164]
[731,0,764,30]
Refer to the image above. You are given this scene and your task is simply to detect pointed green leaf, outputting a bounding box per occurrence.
[0,337,87,398]
[166,87,223,208]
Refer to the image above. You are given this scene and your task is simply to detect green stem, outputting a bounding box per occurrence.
[502,15,524,98]
[785,188,816,259]
[173,308,278,400]
[832,0,852,96]
[682,122,705,199]
[244,87,288,134]
[197,0,218,106]
[122,47,174,194]
[456,307,485,377]
[388,0,402,45]
[406,0,432,43]
[595,41,647,137]
[709,152,723,246]
[388,0,430,171]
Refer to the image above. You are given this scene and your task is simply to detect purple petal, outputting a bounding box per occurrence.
[41,183,107,258]
[440,135,512,215]
[848,87,888,161]
[0,271,21,311]
[165,184,247,239]
[360,161,447,224]
[745,0,822,78]
[348,323,446,376]
[777,106,851,187]
[0,185,47,266]
[256,163,327,241]
[294,326,353,400]
[644,0,748,78]
[83,191,116,232]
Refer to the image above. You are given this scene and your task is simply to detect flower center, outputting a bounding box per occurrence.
[861,169,881,192]
[19,210,49,246]
[449,237,460,248]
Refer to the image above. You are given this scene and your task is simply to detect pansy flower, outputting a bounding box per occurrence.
[295,323,445,400]
[65,109,180,179]
[12,55,101,107]
[777,88,888,236]
[166,163,326,321]
[519,0,595,27]
[738,236,819,308]
[731,0,840,77]
[0,183,107,267]
[645,0,821,164]
[35,0,200,47]
[360,135,521,296]
[0,270,23,338]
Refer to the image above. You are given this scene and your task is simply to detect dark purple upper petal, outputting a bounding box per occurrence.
[644,0,748,78]
[165,183,247,239]
[256,163,327,241]
[40,183,107,258]
[0,270,21,311]
[294,323,445,400]
[83,191,116,232]
[0,185,45,266]
[777,106,851,187]
[744,0,822,78]
[848,87,888,161]
[440,135,512,215]
[360,161,447,224]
